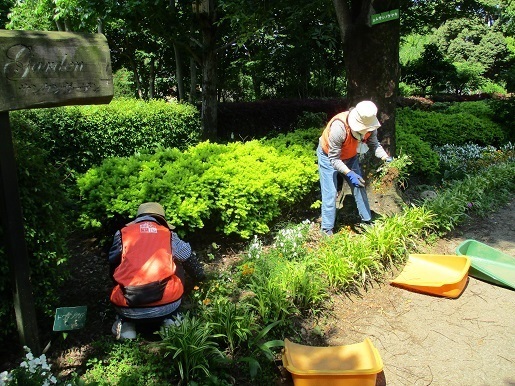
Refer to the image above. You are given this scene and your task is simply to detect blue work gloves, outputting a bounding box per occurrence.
[384,156,393,163]
[346,171,365,188]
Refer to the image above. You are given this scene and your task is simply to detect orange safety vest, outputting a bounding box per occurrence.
[320,111,371,160]
[110,221,184,307]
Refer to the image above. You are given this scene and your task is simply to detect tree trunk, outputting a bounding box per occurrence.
[198,1,218,141]
[55,19,64,31]
[334,0,400,156]
[97,18,104,34]
[149,56,155,99]
[130,58,144,99]
[189,57,198,103]
[173,43,185,101]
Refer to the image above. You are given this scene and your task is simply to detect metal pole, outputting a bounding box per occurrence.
[0,111,40,354]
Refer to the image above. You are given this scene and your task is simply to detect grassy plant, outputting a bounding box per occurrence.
[203,298,258,356]
[247,274,295,325]
[156,314,226,385]
[313,233,358,289]
[280,260,328,311]
[363,206,436,266]
[237,321,284,380]
[424,162,515,234]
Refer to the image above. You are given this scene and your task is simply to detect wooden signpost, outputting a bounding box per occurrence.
[0,30,113,354]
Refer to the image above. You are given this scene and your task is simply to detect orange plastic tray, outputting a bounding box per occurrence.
[391,254,471,298]
[282,338,383,386]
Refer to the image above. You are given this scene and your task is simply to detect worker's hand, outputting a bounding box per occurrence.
[384,156,393,163]
[346,171,365,188]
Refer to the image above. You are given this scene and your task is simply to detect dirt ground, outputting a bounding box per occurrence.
[299,199,515,386]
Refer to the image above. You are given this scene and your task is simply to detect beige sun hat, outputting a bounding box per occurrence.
[348,100,381,132]
[136,202,175,229]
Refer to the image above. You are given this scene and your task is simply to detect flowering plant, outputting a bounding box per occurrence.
[0,347,89,386]
[0,347,58,386]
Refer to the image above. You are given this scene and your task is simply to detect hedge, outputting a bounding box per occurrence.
[10,98,202,173]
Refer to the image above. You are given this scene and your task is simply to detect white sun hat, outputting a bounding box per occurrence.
[348,101,381,132]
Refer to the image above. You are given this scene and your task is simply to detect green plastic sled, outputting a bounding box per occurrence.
[456,239,515,290]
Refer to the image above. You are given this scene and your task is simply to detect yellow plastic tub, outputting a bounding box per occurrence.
[391,254,471,298]
[282,338,383,386]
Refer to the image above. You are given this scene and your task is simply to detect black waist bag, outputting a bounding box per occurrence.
[122,276,171,307]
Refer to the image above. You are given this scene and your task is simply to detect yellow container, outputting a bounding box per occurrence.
[281,338,383,386]
[391,254,471,298]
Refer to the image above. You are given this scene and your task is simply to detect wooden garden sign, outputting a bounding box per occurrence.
[0,30,113,354]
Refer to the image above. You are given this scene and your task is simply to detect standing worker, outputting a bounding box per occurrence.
[108,202,205,340]
[317,101,392,236]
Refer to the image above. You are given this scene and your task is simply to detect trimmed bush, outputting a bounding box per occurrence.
[396,107,506,147]
[396,131,440,179]
[77,134,318,240]
[10,98,201,173]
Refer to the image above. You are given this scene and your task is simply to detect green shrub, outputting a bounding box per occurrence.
[0,136,70,341]
[294,111,327,130]
[441,101,495,119]
[489,98,515,142]
[10,99,201,173]
[396,130,440,178]
[77,137,318,239]
[113,67,136,99]
[396,107,506,147]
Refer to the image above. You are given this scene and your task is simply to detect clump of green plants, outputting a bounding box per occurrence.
[423,162,515,234]
[434,142,515,180]
[11,99,201,173]
[82,339,169,386]
[396,104,506,147]
[396,130,440,179]
[0,135,71,342]
[77,138,318,239]
[156,314,227,385]
[371,153,413,192]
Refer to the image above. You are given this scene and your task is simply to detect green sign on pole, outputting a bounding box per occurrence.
[53,306,87,331]
[371,9,400,25]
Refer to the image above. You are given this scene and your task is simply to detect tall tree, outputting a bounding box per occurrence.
[333,0,400,155]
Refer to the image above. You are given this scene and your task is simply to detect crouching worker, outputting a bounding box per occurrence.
[108,202,205,340]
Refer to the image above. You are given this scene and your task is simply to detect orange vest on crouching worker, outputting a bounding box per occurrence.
[320,111,372,160]
[110,221,183,307]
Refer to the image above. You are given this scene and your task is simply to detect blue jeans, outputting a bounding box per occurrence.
[317,145,372,231]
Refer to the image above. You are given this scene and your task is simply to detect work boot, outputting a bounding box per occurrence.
[111,317,136,340]
[321,228,334,236]
[162,313,184,329]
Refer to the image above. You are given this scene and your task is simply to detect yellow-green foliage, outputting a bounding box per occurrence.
[77,137,318,239]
